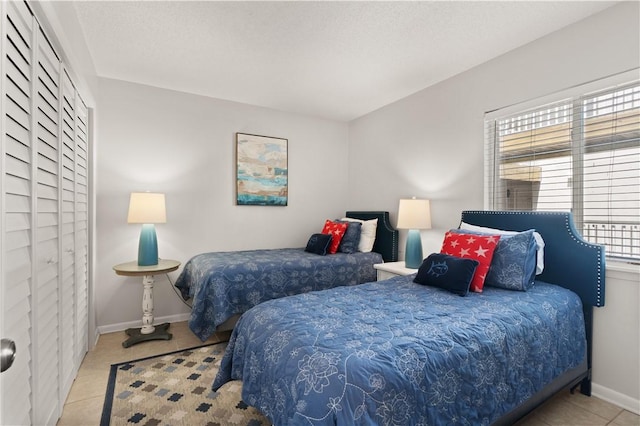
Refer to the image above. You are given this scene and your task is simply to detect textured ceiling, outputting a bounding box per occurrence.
[72,1,616,121]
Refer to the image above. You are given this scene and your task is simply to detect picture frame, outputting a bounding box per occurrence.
[236,133,288,206]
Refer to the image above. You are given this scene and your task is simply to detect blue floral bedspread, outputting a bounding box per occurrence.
[175,248,383,341]
[212,275,586,425]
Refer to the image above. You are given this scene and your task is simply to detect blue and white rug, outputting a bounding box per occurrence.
[100,343,270,426]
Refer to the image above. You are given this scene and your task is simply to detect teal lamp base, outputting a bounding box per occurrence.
[404,229,424,269]
[138,224,159,266]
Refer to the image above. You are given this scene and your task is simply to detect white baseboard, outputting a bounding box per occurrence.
[97,313,191,335]
[592,382,640,415]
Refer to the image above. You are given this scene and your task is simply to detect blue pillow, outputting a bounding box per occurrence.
[304,233,332,256]
[414,253,479,296]
[335,220,362,254]
[450,228,537,291]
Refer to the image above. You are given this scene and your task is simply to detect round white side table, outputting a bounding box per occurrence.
[113,259,181,348]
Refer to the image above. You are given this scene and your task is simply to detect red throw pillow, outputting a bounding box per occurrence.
[321,220,349,254]
[440,231,499,292]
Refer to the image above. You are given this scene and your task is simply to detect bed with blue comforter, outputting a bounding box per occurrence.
[212,211,606,425]
[175,249,383,341]
[175,211,398,341]
[213,276,585,425]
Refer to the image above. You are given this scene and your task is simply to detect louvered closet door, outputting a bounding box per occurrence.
[33,24,62,425]
[59,69,77,399]
[59,70,89,382]
[1,1,35,425]
[74,95,89,362]
[2,1,89,424]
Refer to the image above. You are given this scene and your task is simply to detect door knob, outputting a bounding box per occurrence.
[1,339,16,373]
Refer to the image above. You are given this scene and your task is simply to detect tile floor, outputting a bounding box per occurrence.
[56,321,230,425]
[57,321,639,425]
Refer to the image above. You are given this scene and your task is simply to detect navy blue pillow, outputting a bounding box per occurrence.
[335,220,362,254]
[305,233,333,256]
[414,253,479,296]
[449,228,537,291]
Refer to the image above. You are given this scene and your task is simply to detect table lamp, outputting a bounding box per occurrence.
[127,192,166,266]
[397,198,431,269]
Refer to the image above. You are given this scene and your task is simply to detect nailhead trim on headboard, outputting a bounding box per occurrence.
[461,210,605,307]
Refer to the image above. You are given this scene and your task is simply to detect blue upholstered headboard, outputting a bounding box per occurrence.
[346,211,398,262]
[461,211,605,307]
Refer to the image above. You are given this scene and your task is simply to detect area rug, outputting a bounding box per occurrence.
[100,343,271,425]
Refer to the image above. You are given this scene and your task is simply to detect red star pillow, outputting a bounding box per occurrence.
[440,231,500,292]
[321,220,349,254]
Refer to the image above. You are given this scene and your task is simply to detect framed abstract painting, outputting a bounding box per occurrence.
[236,133,288,206]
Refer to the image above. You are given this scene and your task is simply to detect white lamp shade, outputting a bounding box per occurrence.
[397,198,431,230]
[127,192,167,224]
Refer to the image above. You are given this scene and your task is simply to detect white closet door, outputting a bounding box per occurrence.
[59,69,77,399]
[1,2,89,424]
[33,23,61,425]
[74,95,89,361]
[1,1,35,424]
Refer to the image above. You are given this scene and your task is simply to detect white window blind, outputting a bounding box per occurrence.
[485,75,640,261]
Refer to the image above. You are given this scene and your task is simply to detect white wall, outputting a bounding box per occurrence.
[95,77,350,331]
[594,267,640,413]
[347,2,640,412]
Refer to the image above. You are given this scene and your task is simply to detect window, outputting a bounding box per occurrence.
[485,74,640,261]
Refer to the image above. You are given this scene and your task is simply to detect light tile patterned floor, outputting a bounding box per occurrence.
[57,321,639,426]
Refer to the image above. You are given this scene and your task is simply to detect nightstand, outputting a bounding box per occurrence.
[374,261,418,281]
[113,259,181,348]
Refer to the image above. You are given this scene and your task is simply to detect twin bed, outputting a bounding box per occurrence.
[201,210,605,425]
[175,211,399,340]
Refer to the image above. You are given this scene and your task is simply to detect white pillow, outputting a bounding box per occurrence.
[460,221,545,275]
[341,217,378,253]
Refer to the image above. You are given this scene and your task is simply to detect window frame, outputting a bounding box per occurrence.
[484,69,640,261]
